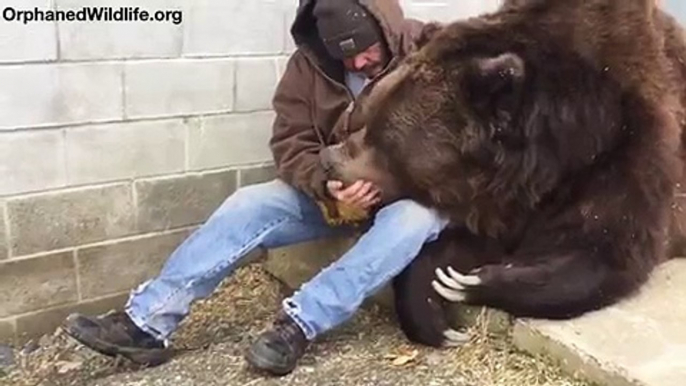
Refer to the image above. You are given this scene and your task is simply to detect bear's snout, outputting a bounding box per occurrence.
[319,145,344,177]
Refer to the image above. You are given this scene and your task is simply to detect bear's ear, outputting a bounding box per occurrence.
[463,53,525,117]
[416,22,444,48]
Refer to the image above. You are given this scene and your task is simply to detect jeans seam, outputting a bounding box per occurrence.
[282,299,317,340]
[132,216,292,331]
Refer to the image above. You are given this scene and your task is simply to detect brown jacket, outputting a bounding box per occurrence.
[269,0,425,200]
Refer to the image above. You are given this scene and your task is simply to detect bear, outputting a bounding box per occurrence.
[320,0,686,348]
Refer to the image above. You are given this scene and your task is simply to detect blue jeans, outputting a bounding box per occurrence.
[125,179,448,342]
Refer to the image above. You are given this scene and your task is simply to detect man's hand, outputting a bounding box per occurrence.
[327,180,381,210]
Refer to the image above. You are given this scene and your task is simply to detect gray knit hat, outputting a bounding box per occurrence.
[313,0,384,59]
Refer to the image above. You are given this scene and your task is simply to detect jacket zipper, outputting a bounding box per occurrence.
[301,49,355,102]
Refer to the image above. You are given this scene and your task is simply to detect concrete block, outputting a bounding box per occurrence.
[0,205,8,260]
[513,259,686,386]
[183,0,284,56]
[57,0,184,60]
[66,119,185,186]
[401,0,501,22]
[77,229,192,300]
[0,63,122,130]
[135,170,237,233]
[0,0,57,63]
[239,164,277,187]
[125,59,234,119]
[8,184,135,257]
[0,130,66,196]
[15,292,129,344]
[0,252,77,318]
[188,112,275,170]
[0,319,16,345]
[235,58,279,112]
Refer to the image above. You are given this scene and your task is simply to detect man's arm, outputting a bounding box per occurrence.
[269,51,377,226]
[269,51,330,201]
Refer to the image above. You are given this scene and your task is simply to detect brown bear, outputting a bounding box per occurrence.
[320,0,686,347]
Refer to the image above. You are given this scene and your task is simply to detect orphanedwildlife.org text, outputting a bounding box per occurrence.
[2,6,183,25]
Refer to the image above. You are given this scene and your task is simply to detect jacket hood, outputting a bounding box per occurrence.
[290,0,409,62]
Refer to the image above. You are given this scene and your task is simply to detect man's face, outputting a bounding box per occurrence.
[343,42,388,78]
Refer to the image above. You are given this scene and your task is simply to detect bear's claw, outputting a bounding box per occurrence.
[432,267,482,302]
[442,328,470,347]
[448,266,482,286]
[432,279,466,302]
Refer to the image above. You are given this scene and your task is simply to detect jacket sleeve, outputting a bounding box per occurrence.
[269,51,330,200]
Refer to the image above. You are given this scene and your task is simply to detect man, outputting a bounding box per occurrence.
[62,0,446,377]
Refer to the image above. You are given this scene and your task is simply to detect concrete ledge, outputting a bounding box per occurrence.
[513,322,642,386]
[513,259,686,386]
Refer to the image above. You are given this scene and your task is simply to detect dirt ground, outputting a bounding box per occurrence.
[0,265,592,386]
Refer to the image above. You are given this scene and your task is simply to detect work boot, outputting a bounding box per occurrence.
[245,312,310,376]
[62,311,172,366]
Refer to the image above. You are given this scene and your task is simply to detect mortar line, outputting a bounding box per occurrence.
[9,225,199,263]
[232,59,238,112]
[132,179,139,233]
[176,7,185,58]
[2,202,11,259]
[184,118,191,171]
[282,12,289,55]
[236,167,243,188]
[122,62,128,120]
[2,180,129,201]
[273,57,281,88]
[0,109,274,133]
[73,249,83,302]
[0,164,262,201]
[0,53,286,67]
[10,290,133,321]
[52,0,61,62]
[61,127,69,187]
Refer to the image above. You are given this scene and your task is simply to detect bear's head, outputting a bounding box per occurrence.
[321,0,680,236]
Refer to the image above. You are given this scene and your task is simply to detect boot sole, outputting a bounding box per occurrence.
[62,316,173,367]
[244,344,295,376]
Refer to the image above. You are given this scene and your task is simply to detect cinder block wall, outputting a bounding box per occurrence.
[0,0,501,345]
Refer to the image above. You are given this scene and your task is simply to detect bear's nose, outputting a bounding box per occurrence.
[319,147,336,172]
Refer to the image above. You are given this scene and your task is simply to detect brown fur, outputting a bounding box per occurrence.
[322,0,686,347]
